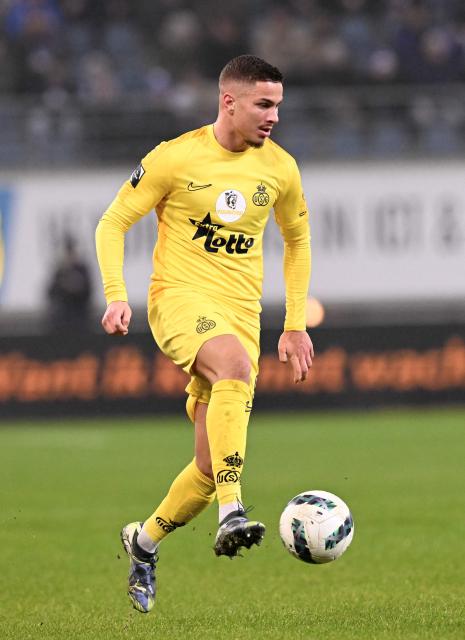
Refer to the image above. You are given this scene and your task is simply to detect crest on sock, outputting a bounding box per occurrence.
[223,451,244,468]
[155,516,186,533]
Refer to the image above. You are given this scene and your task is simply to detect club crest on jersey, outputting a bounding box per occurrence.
[252,183,270,206]
[130,163,145,188]
[216,189,246,222]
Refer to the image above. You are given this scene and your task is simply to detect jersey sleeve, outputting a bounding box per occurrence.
[95,143,173,304]
[273,158,311,331]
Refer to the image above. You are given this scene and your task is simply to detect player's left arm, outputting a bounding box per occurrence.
[274,158,314,383]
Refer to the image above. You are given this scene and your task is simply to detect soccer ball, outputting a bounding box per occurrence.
[279,490,354,564]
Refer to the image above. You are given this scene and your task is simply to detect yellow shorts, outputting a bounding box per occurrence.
[148,288,260,414]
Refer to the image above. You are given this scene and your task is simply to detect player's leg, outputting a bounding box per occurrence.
[121,292,223,613]
[194,334,250,511]
[141,400,215,547]
[122,400,216,613]
[192,400,213,479]
[147,291,255,529]
[120,292,261,614]
[193,334,265,557]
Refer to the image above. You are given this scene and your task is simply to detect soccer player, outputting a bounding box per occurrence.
[95,55,313,613]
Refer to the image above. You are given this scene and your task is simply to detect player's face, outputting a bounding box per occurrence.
[232,81,283,148]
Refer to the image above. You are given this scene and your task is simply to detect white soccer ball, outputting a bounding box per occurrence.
[279,489,354,564]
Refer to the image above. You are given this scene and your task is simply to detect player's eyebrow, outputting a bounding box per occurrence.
[256,98,282,106]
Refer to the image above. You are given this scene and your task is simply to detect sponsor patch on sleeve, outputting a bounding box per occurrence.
[130,163,145,188]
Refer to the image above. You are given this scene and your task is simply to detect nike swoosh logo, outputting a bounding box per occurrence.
[187,182,212,191]
[298,211,307,217]
[245,401,253,412]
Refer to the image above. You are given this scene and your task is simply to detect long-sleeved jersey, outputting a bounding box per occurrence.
[96,124,311,330]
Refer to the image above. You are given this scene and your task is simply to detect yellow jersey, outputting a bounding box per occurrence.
[96,124,311,330]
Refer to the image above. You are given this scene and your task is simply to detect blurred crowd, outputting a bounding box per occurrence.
[2,0,465,103]
[1,0,465,164]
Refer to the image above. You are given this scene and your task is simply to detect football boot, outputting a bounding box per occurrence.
[214,510,265,557]
[120,521,157,613]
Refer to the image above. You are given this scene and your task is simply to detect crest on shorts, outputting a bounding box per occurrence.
[196,316,216,334]
[252,183,270,206]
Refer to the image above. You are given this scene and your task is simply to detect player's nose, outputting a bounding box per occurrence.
[268,108,279,124]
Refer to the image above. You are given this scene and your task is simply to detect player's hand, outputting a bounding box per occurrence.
[278,330,314,384]
[101,301,132,336]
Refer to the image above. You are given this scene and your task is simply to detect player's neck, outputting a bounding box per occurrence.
[212,120,249,153]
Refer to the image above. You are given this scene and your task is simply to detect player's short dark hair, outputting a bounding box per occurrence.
[219,55,283,86]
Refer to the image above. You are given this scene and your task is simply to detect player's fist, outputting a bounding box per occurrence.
[278,330,314,384]
[101,301,132,336]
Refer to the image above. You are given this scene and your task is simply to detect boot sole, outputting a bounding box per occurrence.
[215,521,266,557]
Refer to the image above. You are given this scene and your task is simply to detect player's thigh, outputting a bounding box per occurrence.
[194,334,251,384]
[150,290,260,413]
[229,308,260,390]
[148,289,234,373]
[188,306,260,403]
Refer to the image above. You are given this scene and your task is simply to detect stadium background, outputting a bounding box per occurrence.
[1,0,464,414]
[1,3,465,639]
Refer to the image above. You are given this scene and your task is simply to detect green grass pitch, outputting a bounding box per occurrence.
[1,408,464,640]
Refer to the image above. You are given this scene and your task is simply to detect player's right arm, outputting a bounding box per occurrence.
[95,145,172,334]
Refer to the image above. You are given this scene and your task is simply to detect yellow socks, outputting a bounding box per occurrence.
[206,379,252,507]
[140,378,251,549]
[142,458,215,544]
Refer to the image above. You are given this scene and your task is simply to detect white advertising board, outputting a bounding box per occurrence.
[0,161,464,311]
[305,161,465,303]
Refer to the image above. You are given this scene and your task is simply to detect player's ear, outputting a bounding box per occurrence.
[223,92,235,114]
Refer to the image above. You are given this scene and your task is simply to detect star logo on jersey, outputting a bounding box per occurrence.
[189,213,255,254]
[189,213,223,240]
